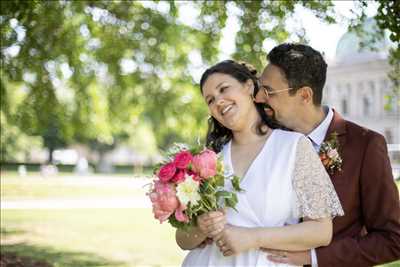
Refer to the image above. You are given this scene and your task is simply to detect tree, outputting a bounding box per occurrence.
[2,0,397,161]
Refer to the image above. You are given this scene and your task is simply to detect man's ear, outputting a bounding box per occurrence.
[299,87,313,104]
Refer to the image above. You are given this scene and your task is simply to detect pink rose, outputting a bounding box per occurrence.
[149,181,179,223]
[158,162,176,182]
[171,169,186,183]
[192,149,217,179]
[174,151,193,169]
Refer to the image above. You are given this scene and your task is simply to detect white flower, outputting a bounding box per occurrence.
[176,174,201,206]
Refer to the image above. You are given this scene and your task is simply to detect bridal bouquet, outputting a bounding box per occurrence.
[148,144,242,230]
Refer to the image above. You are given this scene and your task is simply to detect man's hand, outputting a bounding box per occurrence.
[261,248,312,265]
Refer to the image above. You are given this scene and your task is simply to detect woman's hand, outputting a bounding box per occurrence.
[215,225,257,256]
[197,210,226,238]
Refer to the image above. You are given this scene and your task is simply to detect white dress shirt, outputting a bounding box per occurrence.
[307,106,334,267]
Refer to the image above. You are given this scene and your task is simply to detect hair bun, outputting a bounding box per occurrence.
[238,61,258,76]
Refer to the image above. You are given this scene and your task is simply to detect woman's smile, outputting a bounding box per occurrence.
[221,104,234,116]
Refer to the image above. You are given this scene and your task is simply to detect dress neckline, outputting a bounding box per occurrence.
[227,130,276,182]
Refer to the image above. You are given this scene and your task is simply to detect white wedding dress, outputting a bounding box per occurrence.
[182,129,344,267]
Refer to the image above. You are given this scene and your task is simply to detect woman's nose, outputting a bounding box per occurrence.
[215,96,225,106]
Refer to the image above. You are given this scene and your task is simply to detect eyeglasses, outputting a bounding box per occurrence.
[260,85,294,98]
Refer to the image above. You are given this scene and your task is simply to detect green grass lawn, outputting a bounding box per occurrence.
[1,172,187,266]
[1,208,186,267]
[1,173,399,267]
[1,173,147,200]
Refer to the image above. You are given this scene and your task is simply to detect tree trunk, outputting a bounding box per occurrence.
[48,146,54,164]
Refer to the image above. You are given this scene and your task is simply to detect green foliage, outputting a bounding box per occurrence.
[1,0,213,160]
[231,175,243,192]
[0,110,42,162]
[215,190,239,211]
[168,212,194,230]
[375,0,400,43]
[231,0,335,70]
[1,0,397,161]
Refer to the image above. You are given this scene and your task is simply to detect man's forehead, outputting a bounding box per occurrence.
[260,64,286,84]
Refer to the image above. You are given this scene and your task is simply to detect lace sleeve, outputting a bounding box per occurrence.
[292,136,344,219]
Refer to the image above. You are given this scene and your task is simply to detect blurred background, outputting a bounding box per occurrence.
[1,0,399,266]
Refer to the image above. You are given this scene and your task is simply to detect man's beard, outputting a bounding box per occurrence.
[262,103,276,120]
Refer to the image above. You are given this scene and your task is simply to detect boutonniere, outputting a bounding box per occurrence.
[319,132,342,174]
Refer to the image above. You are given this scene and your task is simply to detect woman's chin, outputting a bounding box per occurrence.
[220,115,239,129]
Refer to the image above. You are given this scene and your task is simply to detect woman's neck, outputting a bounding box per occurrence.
[231,120,270,146]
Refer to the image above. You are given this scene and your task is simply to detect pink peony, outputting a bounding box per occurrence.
[149,181,179,223]
[175,203,189,223]
[174,151,193,169]
[158,162,176,182]
[192,149,217,179]
[171,169,186,183]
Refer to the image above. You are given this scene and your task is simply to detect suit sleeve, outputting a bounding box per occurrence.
[316,133,400,266]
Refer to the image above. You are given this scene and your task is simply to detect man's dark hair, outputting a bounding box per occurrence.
[267,43,327,105]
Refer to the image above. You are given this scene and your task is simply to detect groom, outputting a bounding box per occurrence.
[254,43,400,266]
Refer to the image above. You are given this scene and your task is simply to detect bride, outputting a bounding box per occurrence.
[176,60,344,266]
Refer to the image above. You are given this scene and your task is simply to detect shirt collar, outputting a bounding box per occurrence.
[307,106,334,149]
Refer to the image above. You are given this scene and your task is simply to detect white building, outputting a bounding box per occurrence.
[323,19,399,144]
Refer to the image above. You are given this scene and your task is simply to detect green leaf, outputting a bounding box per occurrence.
[215,190,231,199]
[231,175,244,192]
[224,194,238,212]
[211,174,225,188]
[214,190,237,211]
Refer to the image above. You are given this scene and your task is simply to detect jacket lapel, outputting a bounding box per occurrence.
[324,110,347,181]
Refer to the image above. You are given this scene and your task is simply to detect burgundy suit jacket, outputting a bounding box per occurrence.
[315,111,400,266]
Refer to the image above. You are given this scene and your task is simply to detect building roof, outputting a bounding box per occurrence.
[333,18,392,65]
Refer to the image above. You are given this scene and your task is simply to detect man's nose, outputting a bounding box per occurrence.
[254,90,267,103]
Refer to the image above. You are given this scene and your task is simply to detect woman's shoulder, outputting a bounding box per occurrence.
[266,130,307,158]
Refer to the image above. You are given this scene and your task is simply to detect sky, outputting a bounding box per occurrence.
[218,1,379,61]
[172,0,379,82]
